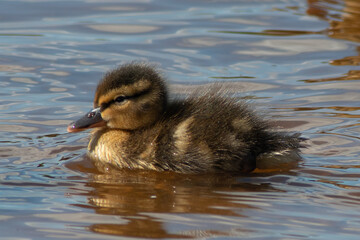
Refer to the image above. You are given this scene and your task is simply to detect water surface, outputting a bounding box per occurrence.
[0,0,359,239]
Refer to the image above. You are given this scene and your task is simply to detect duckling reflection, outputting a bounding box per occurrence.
[66,159,276,238]
[68,62,303,173]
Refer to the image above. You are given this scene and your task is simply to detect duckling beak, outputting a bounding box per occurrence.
[67,107,106,133]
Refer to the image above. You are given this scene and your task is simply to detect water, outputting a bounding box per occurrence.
[0,0,359,239]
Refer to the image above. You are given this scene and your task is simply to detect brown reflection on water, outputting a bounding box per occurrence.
[214,29,324,36]
[331,46,360,66]
[67,159,272,238]
[302,70,360,83]
[307,0,360,66]
[310,0,360,43]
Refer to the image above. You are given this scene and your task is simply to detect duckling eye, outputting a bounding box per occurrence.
[115,96,127,103]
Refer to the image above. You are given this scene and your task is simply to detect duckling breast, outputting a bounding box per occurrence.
[88,128,130,168]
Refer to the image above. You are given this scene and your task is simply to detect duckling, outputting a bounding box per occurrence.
[67,62,302,173]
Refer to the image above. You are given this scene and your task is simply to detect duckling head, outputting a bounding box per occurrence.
[67,63,167,132]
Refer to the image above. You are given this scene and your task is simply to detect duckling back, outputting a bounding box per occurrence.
[152,93,301,173]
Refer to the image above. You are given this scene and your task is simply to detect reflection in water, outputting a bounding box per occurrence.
[331,47,360,66]
[307,0,360,66]
[308,0,360,42]
[302,70,360,82]
[67,158,272,238]
[214,29,324,36]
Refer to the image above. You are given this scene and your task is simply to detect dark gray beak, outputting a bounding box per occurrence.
[67,107,106,133]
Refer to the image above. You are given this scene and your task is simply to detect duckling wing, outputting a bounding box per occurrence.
[154,94,303,173]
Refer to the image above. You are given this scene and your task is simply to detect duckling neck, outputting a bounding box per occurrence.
[87,127,158,170]
[88,127,129,167]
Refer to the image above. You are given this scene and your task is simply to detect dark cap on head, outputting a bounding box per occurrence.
[94,62,166,107]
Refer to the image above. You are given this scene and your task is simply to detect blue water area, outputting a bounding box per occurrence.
[0,0,359,239]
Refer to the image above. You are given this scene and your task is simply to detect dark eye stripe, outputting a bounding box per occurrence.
[100,101,112,112]
[100,87,152,112]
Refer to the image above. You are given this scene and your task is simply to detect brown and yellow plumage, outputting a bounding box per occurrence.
[68,62,303,173]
